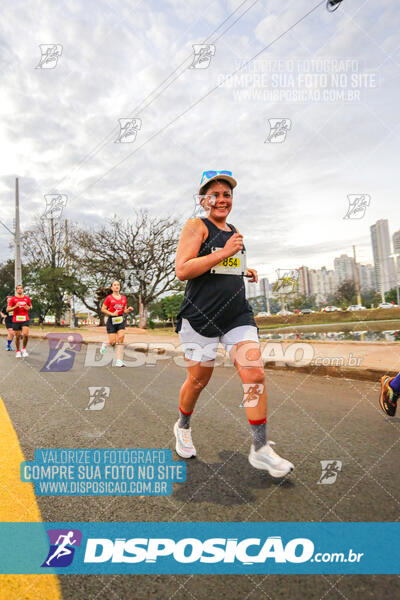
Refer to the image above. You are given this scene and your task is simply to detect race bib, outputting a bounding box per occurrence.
[112,316,123,324]
[16,315,27,322]
[8,311,13,316]
[210,247,247,276]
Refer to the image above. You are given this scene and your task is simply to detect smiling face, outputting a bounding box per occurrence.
[201,180,233,221]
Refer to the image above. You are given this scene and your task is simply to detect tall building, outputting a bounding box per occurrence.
[334,254,355,284]
[358,264,376,291]
[370,219,397,294]
[298,266,311,296]
[307,267,337,304]
[245,277,270,301]
[393,230,400,285]
[393,230,400,254]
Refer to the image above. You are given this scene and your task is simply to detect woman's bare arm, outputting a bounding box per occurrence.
[175,219,243,281]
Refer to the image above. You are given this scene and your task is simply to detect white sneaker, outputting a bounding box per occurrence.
[100,342,107,356]
[174,421,196,459]
[115,359,125,367]
[249,441,294,478]
[16,351,21,358]
[21,349,29,357]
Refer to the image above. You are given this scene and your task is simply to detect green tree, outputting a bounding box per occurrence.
[0,260,15,305]
[148,299,167,321]
[361,288,382,308]
[161,294,184,327]
[27,265,82,324]
[288,294,317,311]
[385,287,400,305]
[334,279,356,308]
[22,218,82,324]
[73,212,181,327]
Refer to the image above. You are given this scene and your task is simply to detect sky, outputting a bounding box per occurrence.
[0,0,399,282]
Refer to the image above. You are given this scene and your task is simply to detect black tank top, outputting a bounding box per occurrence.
[176,218,256,337]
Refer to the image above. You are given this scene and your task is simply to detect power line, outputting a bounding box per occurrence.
[56,0,259,188]
[75,0,326,200]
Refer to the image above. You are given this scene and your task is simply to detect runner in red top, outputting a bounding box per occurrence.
[6,284,32,358]
[103,294,127,316]
[100,280,133,367]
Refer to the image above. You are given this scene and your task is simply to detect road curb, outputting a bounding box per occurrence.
[1,331,395,382]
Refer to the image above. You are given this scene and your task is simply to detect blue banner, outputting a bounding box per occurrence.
[0,522,398,574]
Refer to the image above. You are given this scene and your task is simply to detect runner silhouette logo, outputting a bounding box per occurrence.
[41,529,82,567]
[41,333,82,372]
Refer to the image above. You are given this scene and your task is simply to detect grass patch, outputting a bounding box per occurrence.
[255,307,400,328]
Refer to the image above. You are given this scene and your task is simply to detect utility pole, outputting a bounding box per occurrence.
[352,245,362,306]
[15,178,22,286]
[50,216,55,268]
[65,219,75,328]
[0,178,22,288]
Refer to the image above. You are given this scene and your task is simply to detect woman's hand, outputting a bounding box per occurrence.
[222,233,243,258]
[126,306,134,313]
[246,268,258,283]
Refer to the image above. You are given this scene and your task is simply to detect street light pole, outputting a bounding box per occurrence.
[0,178,22,288]
[15,178,22,286]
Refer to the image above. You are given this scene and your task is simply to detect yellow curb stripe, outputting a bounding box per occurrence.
[0,395,61,600]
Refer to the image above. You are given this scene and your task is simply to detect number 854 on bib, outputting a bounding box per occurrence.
[210,247,247,276]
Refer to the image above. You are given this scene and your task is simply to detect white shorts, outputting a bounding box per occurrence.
[178,318,259,362]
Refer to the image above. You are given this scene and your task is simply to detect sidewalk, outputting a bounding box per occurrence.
[1,327,399,381]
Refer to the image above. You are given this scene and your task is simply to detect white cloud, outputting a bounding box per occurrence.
[0,0,398,282]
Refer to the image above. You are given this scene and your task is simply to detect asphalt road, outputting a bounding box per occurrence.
[1,339,399,599]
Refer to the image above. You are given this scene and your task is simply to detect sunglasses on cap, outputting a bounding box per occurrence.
[200,170,232,184]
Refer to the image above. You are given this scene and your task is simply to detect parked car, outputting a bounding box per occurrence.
[378,302,399,309]
[276,309,294,316]
[301,308,313,314]
[347,305,367,311]
[321,306,340,312]
[256,311,271,317]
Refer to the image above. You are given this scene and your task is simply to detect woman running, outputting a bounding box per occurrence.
[100,280,133,367]
[173,170,294,478]
[1,294,15,351]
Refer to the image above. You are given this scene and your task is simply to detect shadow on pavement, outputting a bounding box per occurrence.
[172,450,294,506]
